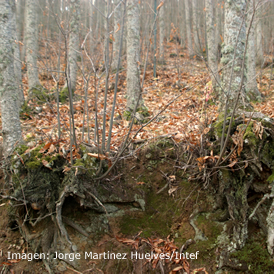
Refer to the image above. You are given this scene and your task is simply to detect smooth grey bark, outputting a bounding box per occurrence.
[0,0,22,157]
[112,0,123,69]
[89,0,95,55]
[14,0,24,106]
[15,0,24,42]
[21,0,27,62]
[246,0,261,99]
[185,0,194,56]
[256,0,264,65]
[192,0,200,52]
[25,0,41,89]
[159,3,165,63]
[126,0,143,111]
[179,0,186,46]
[220,0,249,112]
[215,0,222,46]
[205,0,220,91]
[65,0,80,93]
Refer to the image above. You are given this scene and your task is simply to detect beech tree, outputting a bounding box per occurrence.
[184,0,194,56]
[192,0,200,52]
[0,0,22,157]
[205,0,220,91]
[220,0,249,113]
[25,0,41,89]
[126,0,146,116]
[256,0,264,65]
[246,0,261,99]
[62,0,80,96]
[159,2,165,63]
[112,0,123,70]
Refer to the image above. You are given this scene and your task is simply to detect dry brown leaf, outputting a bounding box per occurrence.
[156,1,164,10]
[42,159,52,170]
[63,166,71,173]
[168,186,178,196]
[48,144,56,154]
[87,153,108,160]
[170,266,183,272]
[115,23,120,33]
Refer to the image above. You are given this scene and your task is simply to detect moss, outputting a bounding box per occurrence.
[25,160,42,170]
[59,86,75,103]
[123,106,150,123]
[145,138,175,160]
[233,66,241,72]
[20,101,33,119]
[28,85,49,104]
[242,122,259,146]
[72,151,98,177]
[231,239,274,273]
[221,57,230,65]
[170,53,178,58]
[120,188,180,238]
[15,144,29,155]
[123,110,131,121]
[214,116,236,140]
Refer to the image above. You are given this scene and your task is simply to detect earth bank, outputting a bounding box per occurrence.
[0,114,274,273]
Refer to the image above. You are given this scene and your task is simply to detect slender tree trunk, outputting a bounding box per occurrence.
[67,0,80,93]
[159,3,165,63]
[126,0,144,112]
[0,0,22,157]
[205,0,220,91]
[180,0,186,47]
[89,0,95,56]
[112,0,123,69]
[25,0,41,89]
[192,0,200,52]
[215,0,222,46]
[185,0,194,56]
[21,0,27,62]
[246,0,261,99]
[14,0,24,106]
[220,0,249,112]
[256,0,264,66]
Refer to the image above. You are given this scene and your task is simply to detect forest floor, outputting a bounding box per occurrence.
[1,42,274,273]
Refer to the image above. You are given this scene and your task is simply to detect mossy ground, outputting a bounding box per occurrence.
[231,235,274,273]
[123,106,150,123]
[27,84,49,104]
[59,86,75,103]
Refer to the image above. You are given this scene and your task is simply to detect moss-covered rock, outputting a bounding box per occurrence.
[123,106,150,123]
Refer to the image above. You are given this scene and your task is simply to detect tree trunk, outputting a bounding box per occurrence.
[126,0,144,112]
[220,0,249,113]
[246,0,261,100]
[14,0,24,107]
[256,0,264,66]
[112,0,123,70]
[159,3,165,63]
[205,0,220,91]
[25,0,40,89]
[179,0,186,47]
[185,0,194,57]
[66,0,80,93]
[192,0,200,52]
[0,0,22,157]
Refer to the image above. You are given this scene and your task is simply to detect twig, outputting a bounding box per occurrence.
[249,193,274,220]
[85,190,108,215]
